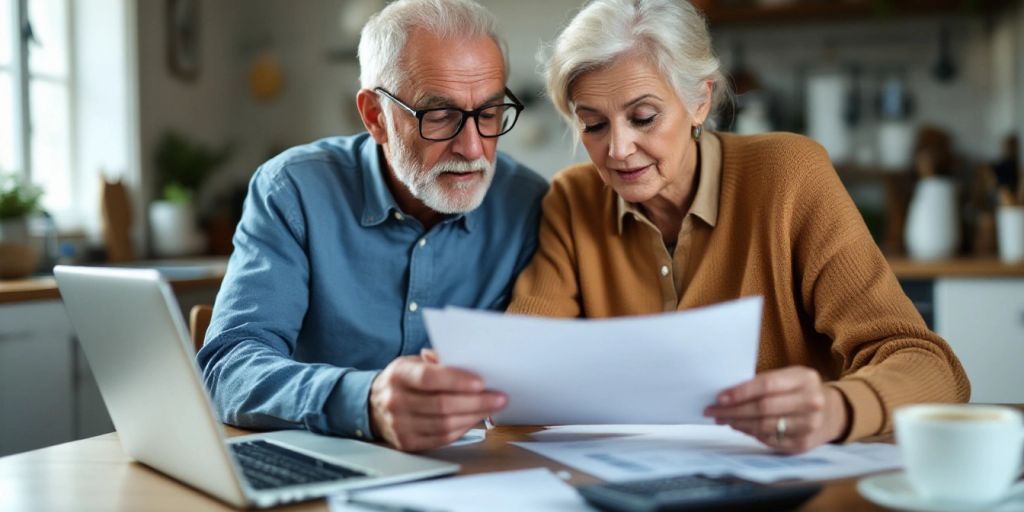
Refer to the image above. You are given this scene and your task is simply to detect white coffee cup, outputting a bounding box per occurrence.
[894,404,1024,504]
[997,206,1024,263]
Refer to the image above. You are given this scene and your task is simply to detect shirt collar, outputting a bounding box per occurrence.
[616,131,722,234]
[358,137,474,232]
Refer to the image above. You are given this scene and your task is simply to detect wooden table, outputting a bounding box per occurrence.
[0,425,897,511]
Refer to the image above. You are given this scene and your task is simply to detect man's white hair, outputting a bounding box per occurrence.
[545,0,730,129]
[358,0,507,93]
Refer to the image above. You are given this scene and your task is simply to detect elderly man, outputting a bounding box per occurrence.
[198,0,546,452]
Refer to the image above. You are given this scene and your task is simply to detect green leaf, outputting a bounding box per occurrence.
[0,173,44,219]
[154,130,233,200]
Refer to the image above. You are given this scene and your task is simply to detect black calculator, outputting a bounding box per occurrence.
[576,474,821,512]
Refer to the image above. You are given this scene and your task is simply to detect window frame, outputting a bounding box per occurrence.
[4,0,74,198]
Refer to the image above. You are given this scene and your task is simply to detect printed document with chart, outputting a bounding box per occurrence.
[422,296,763,425]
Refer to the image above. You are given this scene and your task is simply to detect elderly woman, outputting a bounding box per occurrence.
[507,0,969,453]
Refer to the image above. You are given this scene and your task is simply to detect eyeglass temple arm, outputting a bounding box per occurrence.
[374,88,419,117]
[504,87,525,109]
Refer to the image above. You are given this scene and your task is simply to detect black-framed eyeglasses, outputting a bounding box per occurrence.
[374,87,524,141]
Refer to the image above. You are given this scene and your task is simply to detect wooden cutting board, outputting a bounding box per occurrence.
[101,178,135,262]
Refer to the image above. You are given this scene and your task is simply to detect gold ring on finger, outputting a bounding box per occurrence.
[775,416,787,444]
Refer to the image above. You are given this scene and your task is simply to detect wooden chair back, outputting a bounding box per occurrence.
[189,304,213,354]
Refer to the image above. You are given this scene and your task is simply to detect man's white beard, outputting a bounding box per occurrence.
[384,117,495,214]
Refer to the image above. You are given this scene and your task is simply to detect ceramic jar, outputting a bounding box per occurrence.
[149,201,205,257]
[904,177,959,261]
[0,218,40,278]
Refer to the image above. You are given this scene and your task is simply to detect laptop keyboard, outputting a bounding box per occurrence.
[230,440,368,490]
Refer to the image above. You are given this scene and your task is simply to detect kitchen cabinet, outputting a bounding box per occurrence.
[0,301,75,456]
[0,300,119,457]
[73,339,115,440]
[0,264,223,456]
[0,284,219,457]
[934,278,1024,403]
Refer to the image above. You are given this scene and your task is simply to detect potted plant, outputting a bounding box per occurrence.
[0,173,44,278]
[150,131,232,257]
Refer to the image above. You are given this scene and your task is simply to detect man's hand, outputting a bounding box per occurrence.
[703,366,849,454]
[368,350,506,451]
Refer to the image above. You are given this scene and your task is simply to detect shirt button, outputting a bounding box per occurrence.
[418,238,427,247]
[354,429,364,438]
[394,212,404,221]
[660,265,670,276]
[409,302,419,312]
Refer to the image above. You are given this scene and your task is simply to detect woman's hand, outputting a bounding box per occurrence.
[703,366,849,454]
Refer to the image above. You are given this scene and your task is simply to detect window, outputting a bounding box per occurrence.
[0,0,20,175]
[1,0,73,215]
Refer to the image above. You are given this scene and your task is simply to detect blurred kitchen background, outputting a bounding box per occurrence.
[1,0,1023,456]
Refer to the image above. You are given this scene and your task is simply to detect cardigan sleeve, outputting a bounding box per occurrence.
[788,142,970,441]
[506,175,583,318]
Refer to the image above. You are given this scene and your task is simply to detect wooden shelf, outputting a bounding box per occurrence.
[700,0,1013,26]
[888,257,1024,279]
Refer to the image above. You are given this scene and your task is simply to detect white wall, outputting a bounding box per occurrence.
[135,0,240,251]
[224,0,360,191]
[217,0,589,188]
[133,1,1023,220]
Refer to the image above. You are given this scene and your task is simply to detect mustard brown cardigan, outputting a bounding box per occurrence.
[508,132,970,441]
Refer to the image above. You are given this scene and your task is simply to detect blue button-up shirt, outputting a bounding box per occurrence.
[197,133,547,439]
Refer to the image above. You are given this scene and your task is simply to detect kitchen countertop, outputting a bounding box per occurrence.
[0,274,225,304]
[2,257,1023,304]
[0,258,229,304]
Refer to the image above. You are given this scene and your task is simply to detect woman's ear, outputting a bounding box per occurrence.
[356,89,388,144]
[694,80,714,125]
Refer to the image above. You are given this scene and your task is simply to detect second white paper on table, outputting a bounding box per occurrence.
[423,296,763,425]
[329,468,593,512]
[514,425,901,484]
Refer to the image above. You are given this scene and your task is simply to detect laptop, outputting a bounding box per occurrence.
[54,265,459,508]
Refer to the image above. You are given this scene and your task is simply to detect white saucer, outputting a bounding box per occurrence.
[858,472,1022,512]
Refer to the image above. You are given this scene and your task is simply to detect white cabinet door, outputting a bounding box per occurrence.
[74,341,114,439]
[0,301,74,456]
[935,278,1024,403]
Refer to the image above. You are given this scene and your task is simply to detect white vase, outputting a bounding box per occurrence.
[149,200,205,258]
[904,177,959,261]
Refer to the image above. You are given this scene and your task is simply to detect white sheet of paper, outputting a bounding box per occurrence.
[328,468,594,512]
[513,424,901,484]
[423,297,763,425]
[446,428,486,447]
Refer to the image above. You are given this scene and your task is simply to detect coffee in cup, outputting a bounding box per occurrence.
[894,404,1024,504]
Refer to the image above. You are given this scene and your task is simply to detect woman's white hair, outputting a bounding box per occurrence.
[545,0,730,128]
[358,0,507,93]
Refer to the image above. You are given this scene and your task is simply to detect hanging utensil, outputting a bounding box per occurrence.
[932,23,957,83]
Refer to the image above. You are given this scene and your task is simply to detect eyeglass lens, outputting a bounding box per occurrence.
[421,105,517,140]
